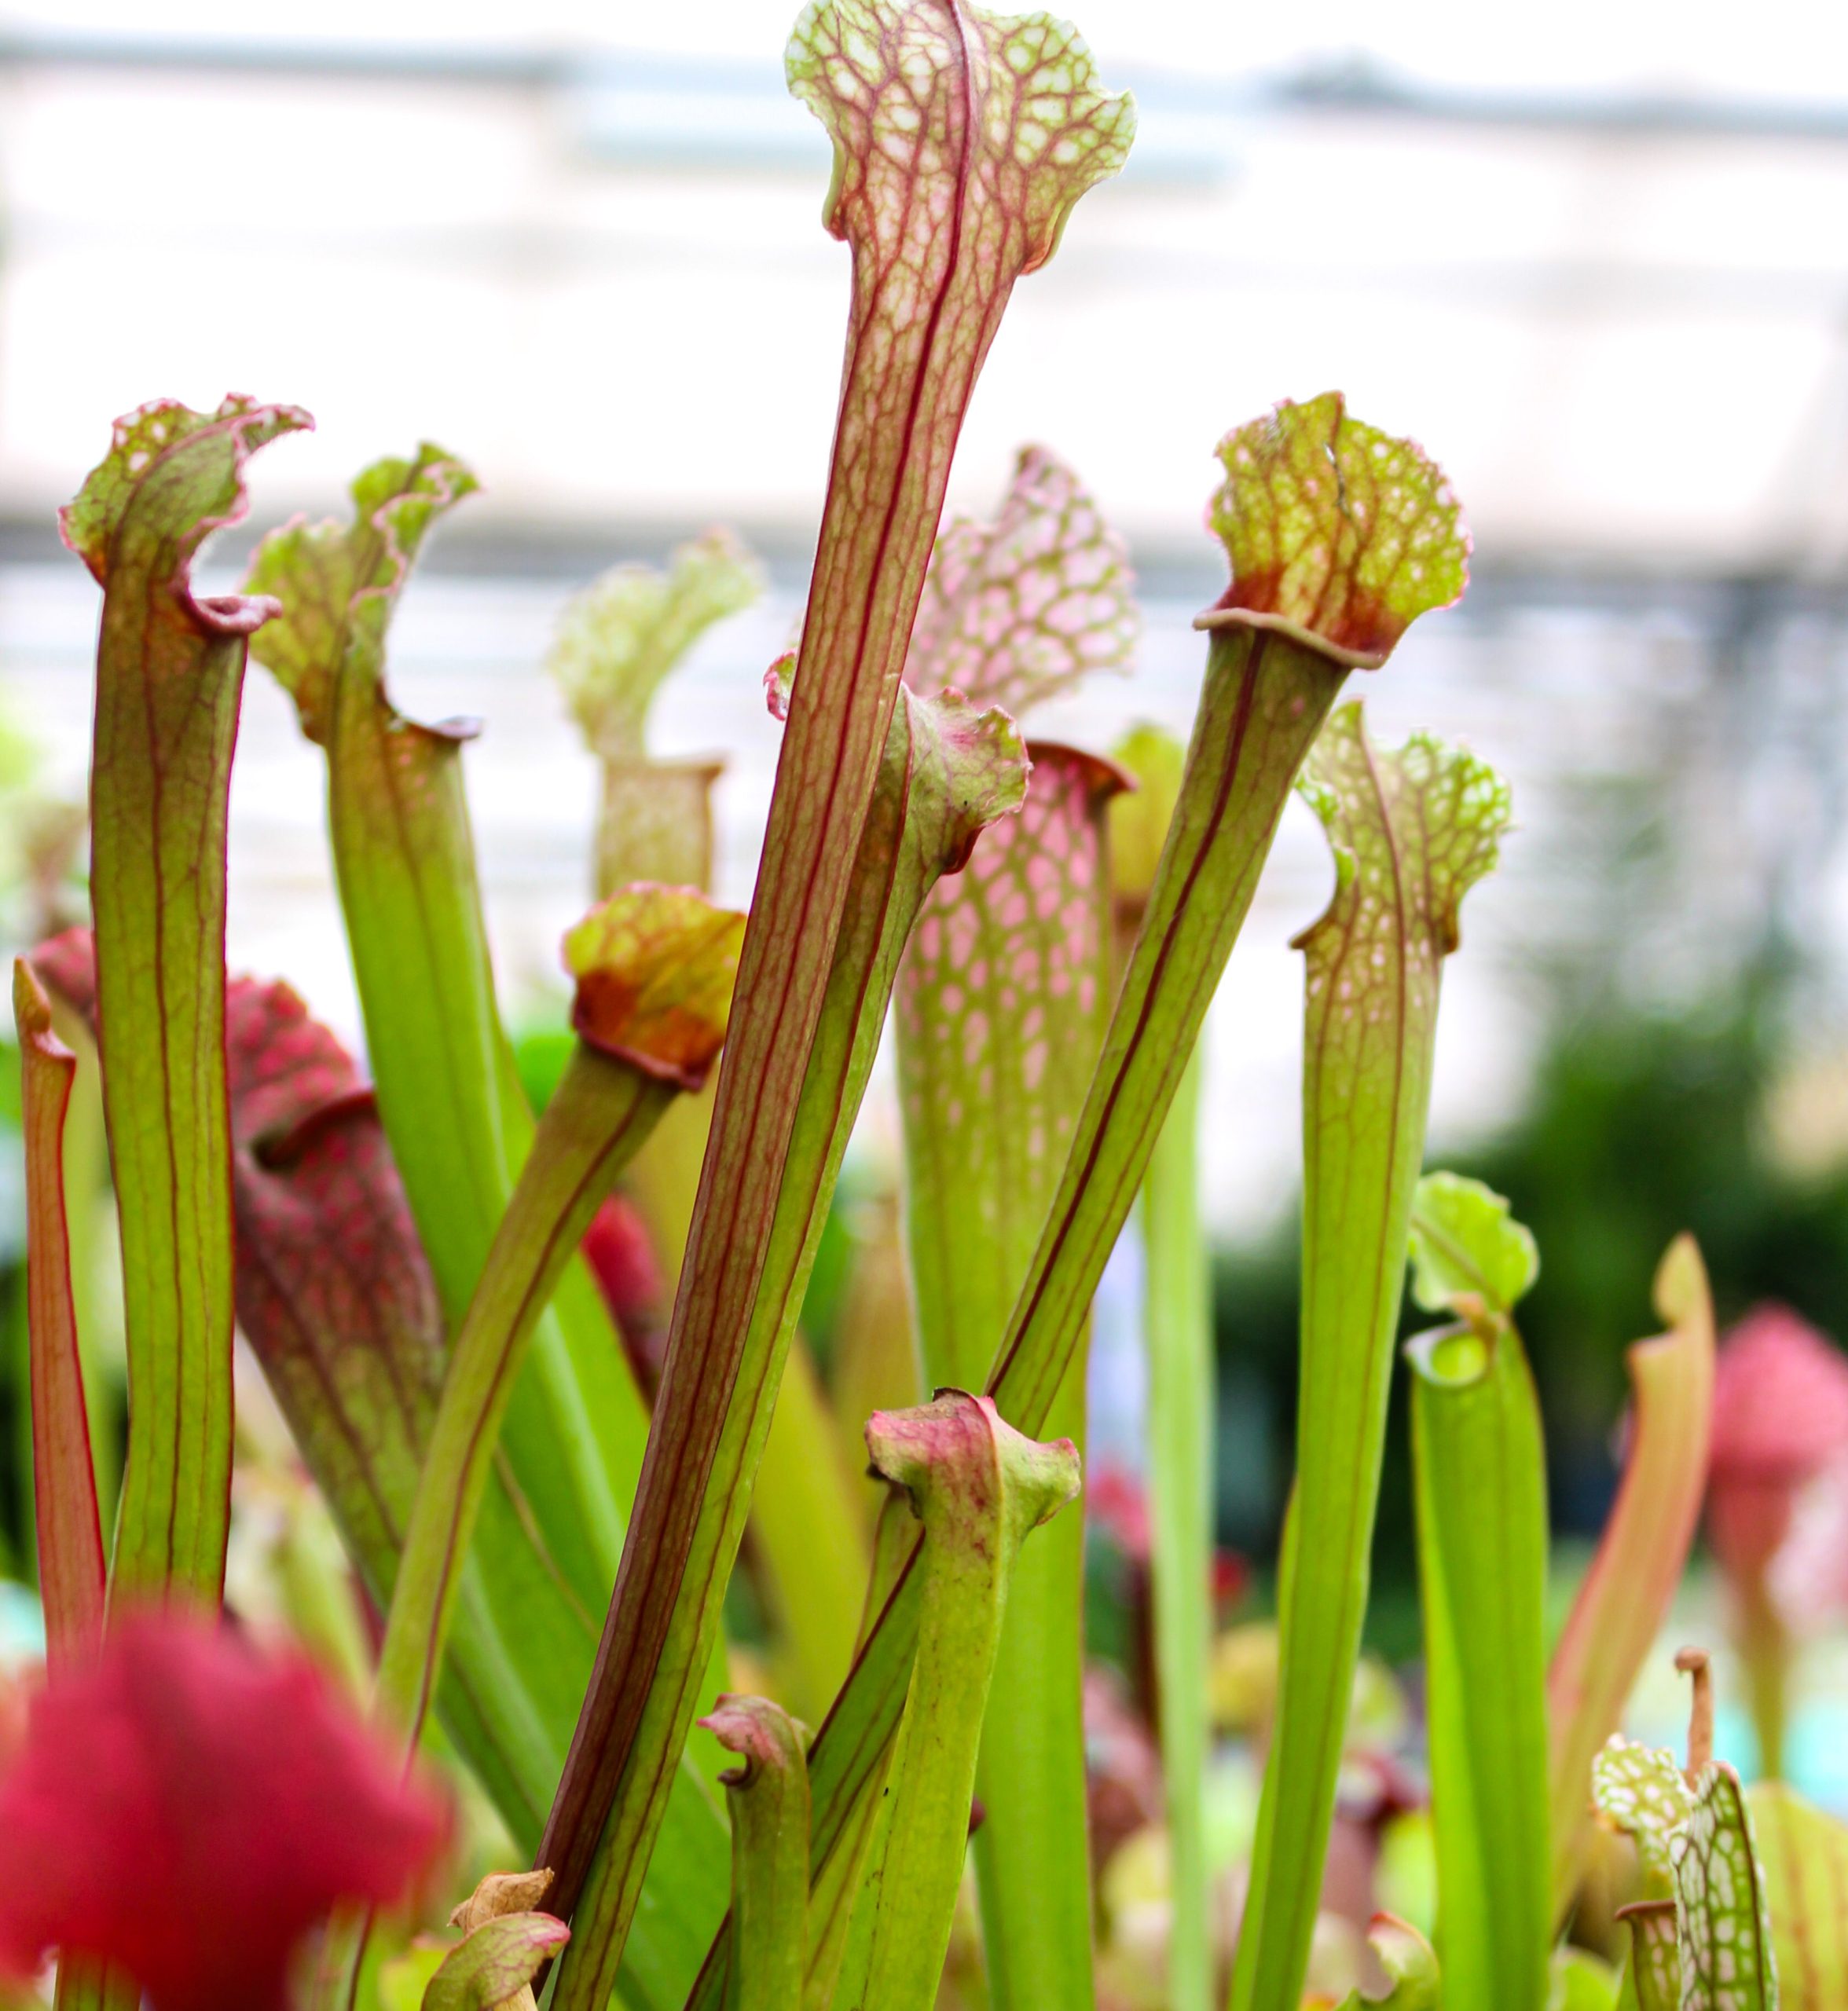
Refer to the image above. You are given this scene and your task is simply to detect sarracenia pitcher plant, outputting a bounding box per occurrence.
[5,5,1835,2011]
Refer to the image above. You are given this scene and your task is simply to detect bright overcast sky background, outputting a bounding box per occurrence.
[6,0,1846,100]
[5,0,1848,566]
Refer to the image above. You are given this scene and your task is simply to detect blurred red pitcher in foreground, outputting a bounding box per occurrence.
[0,1610,449,2011]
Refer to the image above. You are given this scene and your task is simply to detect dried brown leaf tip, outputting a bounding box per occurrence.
[1204,391,1468,666]
[563,883,746,1090]
[430,1870,569,2011]
[450,1868,556,1933]
[11,956,67,1057]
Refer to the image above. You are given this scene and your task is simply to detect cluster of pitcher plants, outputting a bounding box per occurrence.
[3,1,1846,2007]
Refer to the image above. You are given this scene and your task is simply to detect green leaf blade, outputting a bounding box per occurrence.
[539,8,1129,1980]
[1231,705,1510,2011]
[376,886,740,1755]
[1407,1169,1539,1317]
[701,1696,812,2011]
[687,400,1467,2011]
[1138,1050,1213,2011]
[541,683,1029,2006]
[1408,1308,1552,2011]
[855,1392,1081,2011]
[1113,723,1214,2011]
[64,394,309,1601]
[11,961,105,1668]
[897,726,1124,2011]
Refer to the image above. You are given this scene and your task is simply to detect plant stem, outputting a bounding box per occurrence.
[687,622,1349,2011]
[1410,1318,1551,2011]
[1142,1050,1214,2011]
[1229,709,1509,2011]
[702,1698,812,2011]
[376,1046,674,1753]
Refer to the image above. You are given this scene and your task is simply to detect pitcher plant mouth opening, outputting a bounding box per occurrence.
[0,8,1824,2011]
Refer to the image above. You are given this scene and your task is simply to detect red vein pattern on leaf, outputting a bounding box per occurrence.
[907,444,1138,716]
[0,1610,448,2011]
[899,742,1126,1350]
[1227,701,1509,2010]
[1208,391,1467,662]
[1294,705,1511,1001]
[12,959,106,1670]
[537,7,1126,1965]
[60,396,311,632]
[61,395,310,1606]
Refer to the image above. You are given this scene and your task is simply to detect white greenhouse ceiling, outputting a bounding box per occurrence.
[0,1,1844,576]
